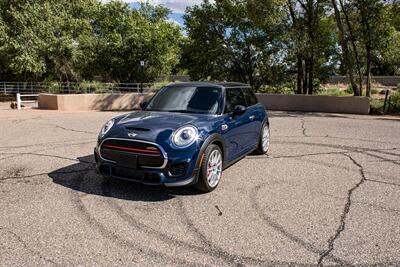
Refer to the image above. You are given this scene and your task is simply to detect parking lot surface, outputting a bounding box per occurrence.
[0,103,399,266]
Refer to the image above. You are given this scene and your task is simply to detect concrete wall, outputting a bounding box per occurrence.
[256,94,370,114]
[38,93,153,111]
[39,93,370,114]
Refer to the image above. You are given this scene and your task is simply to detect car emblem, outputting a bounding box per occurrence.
[127,132,137,137]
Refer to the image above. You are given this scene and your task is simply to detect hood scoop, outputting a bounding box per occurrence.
[125,126,151,132]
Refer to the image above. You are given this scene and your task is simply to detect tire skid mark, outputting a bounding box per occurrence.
[68,172,202,267]
[249,152,399,182]
[104,189,306,266]
[275,140,400,166]
[174,198,303,266]
[0,151,94,164]
[0,168,92,182]
[0,141,94,162]
[0,227,61,266]
[249,183,350,266]
[0,139,93,150]
[276,134,400,145]
[105,198,230,265]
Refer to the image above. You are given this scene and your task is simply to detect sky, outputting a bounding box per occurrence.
[101,0,205,26]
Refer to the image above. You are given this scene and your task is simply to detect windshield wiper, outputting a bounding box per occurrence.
[167,110,197,113]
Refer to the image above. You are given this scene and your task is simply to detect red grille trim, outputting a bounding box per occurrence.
[102,144,161,155]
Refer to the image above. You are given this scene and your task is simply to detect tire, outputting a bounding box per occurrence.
[194,144,223,192]
[254,123,270,155]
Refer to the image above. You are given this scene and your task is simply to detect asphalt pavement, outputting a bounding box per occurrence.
[0,103,399,266]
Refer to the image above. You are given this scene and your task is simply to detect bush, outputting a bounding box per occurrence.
[345,85,353,94]
[370,88,379,95]
[256,85,294,94]
[389,91,400,113]
[317,88,349,96]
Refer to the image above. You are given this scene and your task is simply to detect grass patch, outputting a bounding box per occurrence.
[317,87,352,96]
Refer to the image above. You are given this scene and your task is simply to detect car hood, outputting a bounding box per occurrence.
[107,111,214,143]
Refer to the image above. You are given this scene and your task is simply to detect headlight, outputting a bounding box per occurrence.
[99,119,114,137]
[172,126,198,147]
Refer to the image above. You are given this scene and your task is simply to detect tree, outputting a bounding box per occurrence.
[0,0,182,83]
[355,0,389,96]
[287,0,338,94]
[80,1,182,82]
[330,0,361,95]
[181,0,287,90]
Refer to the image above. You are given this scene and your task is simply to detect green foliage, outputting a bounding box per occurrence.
[0,0,399,93]
[370,88,379,95]
[317,88,351,96]
[180,0,287,89]
[345,85,354,95]
[389,91,400,113]
[0,0,182,82]
[256,85,294,94]
[370,91,400,114]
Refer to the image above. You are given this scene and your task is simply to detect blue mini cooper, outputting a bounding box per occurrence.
[94,82,269,192]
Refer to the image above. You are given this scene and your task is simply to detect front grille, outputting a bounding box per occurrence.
[170,163,187,176]
[101,139,161,155]
[100,139,165,168]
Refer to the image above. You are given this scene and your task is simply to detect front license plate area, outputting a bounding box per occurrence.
[116,154,137,169]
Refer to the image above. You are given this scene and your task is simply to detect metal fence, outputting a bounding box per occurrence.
[1,82,160,95]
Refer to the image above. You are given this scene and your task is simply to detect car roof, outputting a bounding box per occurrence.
[165,82,251,89]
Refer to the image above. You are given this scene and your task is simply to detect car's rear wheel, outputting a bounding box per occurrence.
[195,144,223,192]
[254,123,270,155]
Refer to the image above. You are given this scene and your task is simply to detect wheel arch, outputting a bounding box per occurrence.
[196,133,226,168]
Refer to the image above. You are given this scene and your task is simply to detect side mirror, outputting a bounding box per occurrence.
[139,101,148,110]
[232,105,246,116]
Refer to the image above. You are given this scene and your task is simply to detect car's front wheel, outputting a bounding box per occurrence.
[254,123,270,155]
[195,144,223,192]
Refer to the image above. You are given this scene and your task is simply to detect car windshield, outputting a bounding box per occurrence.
[145,86,222,114]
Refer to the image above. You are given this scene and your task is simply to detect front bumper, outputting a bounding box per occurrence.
[94,145,200,187]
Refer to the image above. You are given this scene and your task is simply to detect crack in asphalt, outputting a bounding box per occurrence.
[365,178,400,188]
[250,183,350,265]
[0,226,60,266]
[51,124,97,135]
[301,118,309,137]
[277,134,400,145]
[249,151,347,160]
[275,140,400,166]
[0,139,93,150]
[0,151,94,164]
[317,153,367,266]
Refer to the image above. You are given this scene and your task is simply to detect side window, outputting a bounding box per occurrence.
[242,87,258,106]
[225,88,247,113]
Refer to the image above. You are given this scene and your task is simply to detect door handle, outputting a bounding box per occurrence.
[249,115,255,120]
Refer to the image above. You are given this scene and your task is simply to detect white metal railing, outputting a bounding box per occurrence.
[2,82,159,95]
[16,93,39,110]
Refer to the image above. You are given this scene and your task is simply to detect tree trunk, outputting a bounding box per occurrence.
[308,57,314,95]
[366,44,372,97]
[303,59,309,94]
[339,0,363,95]
[296,56,304,94]
[331,0,360,96]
